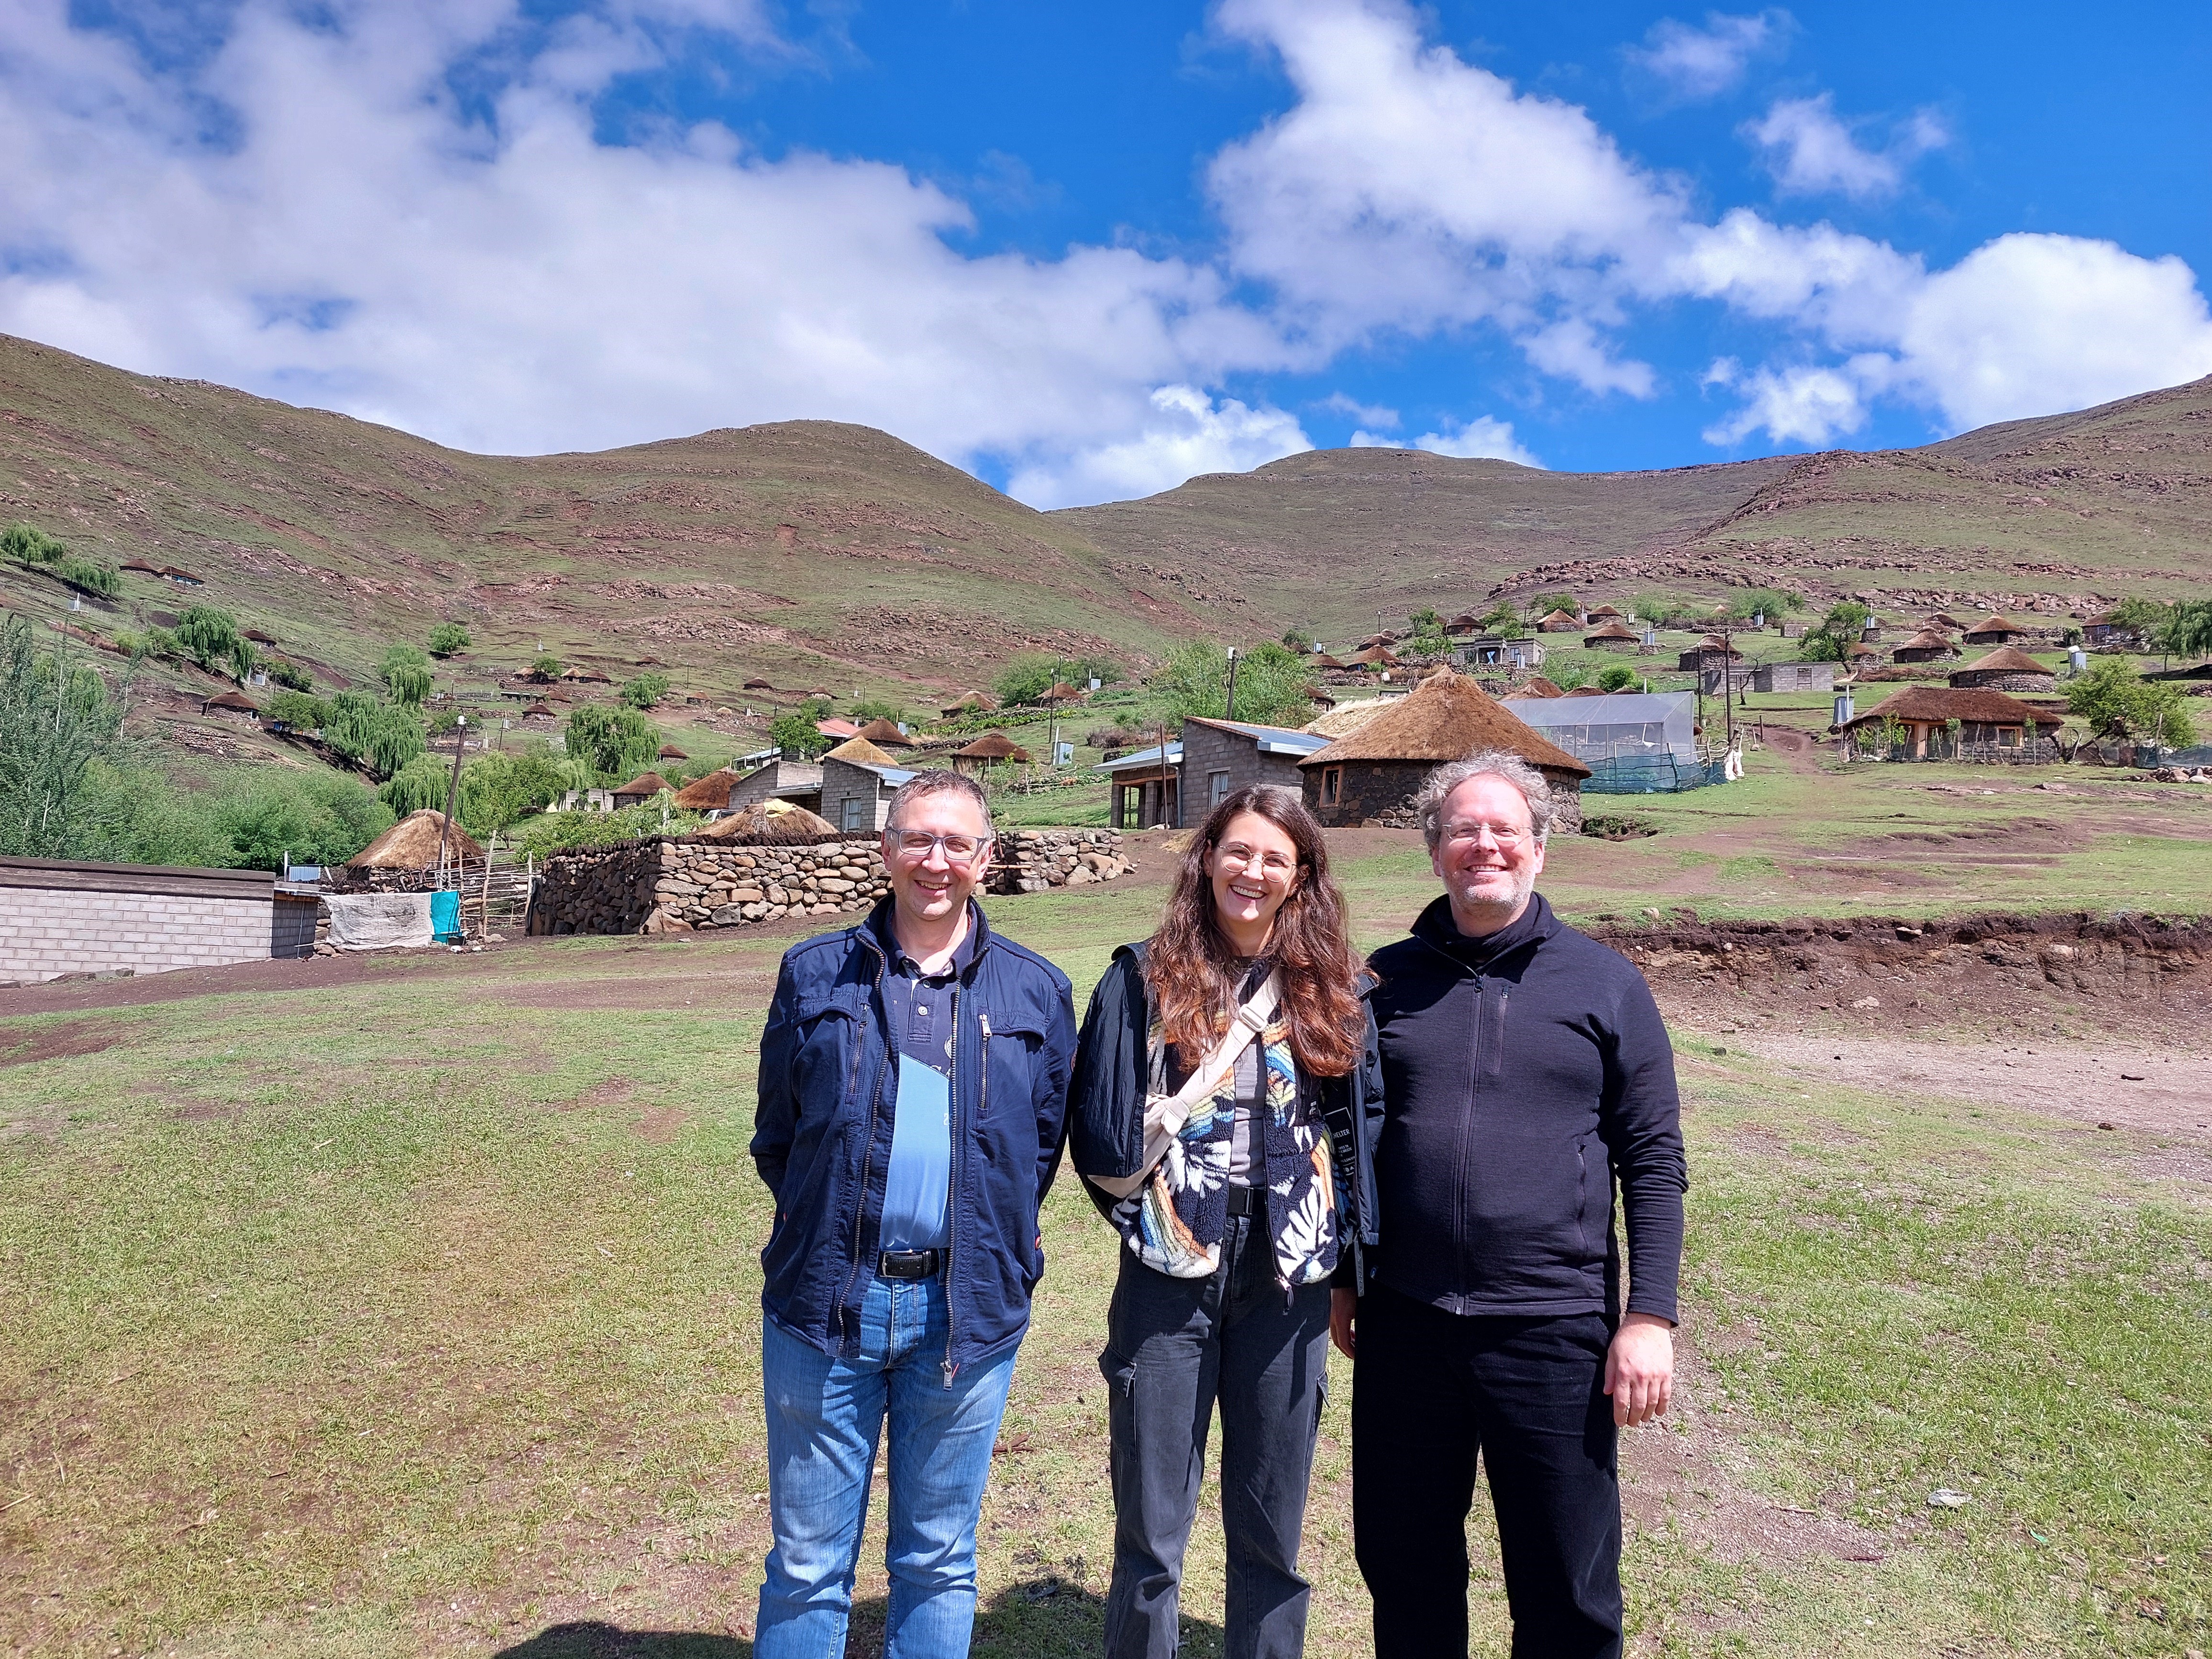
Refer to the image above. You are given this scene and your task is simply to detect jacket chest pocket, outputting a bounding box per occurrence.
[792,990,869,1117]
[978,1013,1048,1153]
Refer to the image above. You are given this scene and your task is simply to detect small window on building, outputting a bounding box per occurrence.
[1321,767,1342,806]
[1208,769,1230,809]
[1998,725,2019,748]
[841,796,867,831]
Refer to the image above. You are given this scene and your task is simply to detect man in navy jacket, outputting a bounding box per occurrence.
[1337,751,1687,1659]
[752,770,1076,1659]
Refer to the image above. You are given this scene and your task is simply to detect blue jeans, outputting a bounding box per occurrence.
[756,1273,1019,1659]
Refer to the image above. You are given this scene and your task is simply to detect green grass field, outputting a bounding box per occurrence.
[5,805,2210,1657]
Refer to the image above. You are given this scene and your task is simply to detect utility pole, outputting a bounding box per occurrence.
[1225,646,1240,721]
[437,714,467,889]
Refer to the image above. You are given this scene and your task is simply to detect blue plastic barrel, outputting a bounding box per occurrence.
[431,889,463,944]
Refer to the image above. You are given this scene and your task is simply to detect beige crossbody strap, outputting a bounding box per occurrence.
[1087,971,1281,1202]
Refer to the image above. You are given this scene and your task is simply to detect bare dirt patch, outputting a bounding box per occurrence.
[1732,1033,2212,1140]
[1621,1341,1895,1569]
[0,1019,133,1065]
[631,1105,691,1143]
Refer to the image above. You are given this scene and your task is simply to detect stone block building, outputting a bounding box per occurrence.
[0,856,317,983]
[1178,717,1330,823]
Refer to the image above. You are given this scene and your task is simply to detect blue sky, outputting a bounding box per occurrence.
[3,1,2209,505]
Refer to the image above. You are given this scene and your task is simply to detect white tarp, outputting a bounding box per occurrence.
[1501,691,1698,763]
[324,892,433,950]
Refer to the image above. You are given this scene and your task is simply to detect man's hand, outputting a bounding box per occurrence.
[1604,1313,1674,1427]
[1330,1287,1358,1360]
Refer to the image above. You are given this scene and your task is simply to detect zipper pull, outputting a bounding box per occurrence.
[942,1359,958,1388]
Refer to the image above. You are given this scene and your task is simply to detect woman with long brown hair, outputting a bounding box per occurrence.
[1070,785,1383,1659]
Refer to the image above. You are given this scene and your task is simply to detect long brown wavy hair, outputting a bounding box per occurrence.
[1145,785,1362,1077]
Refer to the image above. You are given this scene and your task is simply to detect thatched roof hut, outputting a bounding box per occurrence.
[1583,620,1641,651]
[940,690,998,719]
[1949,646,2057,691]
[349,810,486,870]
[696,801,841,842]
[657,743,688,761]
[1506,676,1565,698]
[743,676,774,691]
[1297,670,1589,829]
[1962,611,2030,645]
[611,771,671,805]
[823,735,900,766]
[1348,645,1401,667]
[671,767,743,811]
[1534,608,1582,632]
[1892,629,1958,664]
[1310,653,1348,670]
[1301,700,1391,739]
[951,730,1031,775]
[853,717,916,749]
[1586,604,1624,620]
[202,689,261,717]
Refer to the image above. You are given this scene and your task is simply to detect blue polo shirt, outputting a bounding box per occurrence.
[873,908,977,1252]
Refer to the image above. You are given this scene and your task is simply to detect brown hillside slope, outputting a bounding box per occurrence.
[0,333,1194,701]
[1061,376,2212,631]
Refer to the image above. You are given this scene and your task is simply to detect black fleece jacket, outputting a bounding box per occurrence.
[1365,891,1687,1324]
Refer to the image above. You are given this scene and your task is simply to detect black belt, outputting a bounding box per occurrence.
[1226,1185,1265,1217]
[877,1249,943,1280]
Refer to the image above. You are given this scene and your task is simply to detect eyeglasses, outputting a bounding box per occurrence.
[885,829,993,861]
[1213,842,1298,876]
[1440,820,1532,849]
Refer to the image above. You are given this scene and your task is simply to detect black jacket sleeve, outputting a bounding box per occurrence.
[1068,946,1149,1182]
[1598,972,1689,1324]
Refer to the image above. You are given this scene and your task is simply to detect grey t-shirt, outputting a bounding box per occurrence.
[1228,958,1268,1187]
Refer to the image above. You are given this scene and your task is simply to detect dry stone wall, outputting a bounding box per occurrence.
[529,830,1131,937]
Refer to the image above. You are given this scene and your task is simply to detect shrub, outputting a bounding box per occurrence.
[620,671,671,710]
[202,769,394,871]
[1155,640,1315,728]
[379,644,432,706]
[378,753,453,817]
[530,653,562,679]
[769,705,831,759]
[323,691,427,780]
[850,697,907,724]
[265,658,313,691]
[509,800,704,859]
[175,606,257,681]
[1800,601,1871,664]
[55,554,121,599]
[265,689,329,730]
[459,748,568,837]
[2157,599,2212,660]
[2065,658,2197,748]
[1727,586,1803,621]
[993,652,1062,707]
[1280,627,1314,653]
[565,703,661,781]
[1597,664,1637,693]
[427,622,471,657]
[0,522,66,564]
[0,616,126,859]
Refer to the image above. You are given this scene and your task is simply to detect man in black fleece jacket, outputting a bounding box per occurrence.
[1335,751,1686,1659]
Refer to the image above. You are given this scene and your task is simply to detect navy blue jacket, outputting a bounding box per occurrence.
[1067,943,1387,1291]
[1367,892,1687,1323]
[753,898,1077,1378]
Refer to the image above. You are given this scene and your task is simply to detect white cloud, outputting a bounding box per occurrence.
[1004,385,1311,509]
[1890,233,2212,430]
[1701,361,1876,445]
[0,0,2205,509]
[1317,390,1400,428]
[1208,0,1687,379]
[1349,415,1541,466]
[1745,93,1949,199]
[1625,11,1788,101]
[0,0,1278,507]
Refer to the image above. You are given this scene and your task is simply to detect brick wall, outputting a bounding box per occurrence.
[1303,760,1584,831]
[0,857,314,983]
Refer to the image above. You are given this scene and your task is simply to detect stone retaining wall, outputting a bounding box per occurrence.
[528,829,1131,937]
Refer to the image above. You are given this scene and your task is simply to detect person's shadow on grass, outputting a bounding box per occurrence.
[494,1572,1220,1659]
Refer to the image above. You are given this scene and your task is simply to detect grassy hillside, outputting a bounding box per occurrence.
[4,330,2206,776]
[1062,376,2212,640]
[0,333,1203,717]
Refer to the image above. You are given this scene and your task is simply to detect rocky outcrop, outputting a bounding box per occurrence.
[527,830,1131,936]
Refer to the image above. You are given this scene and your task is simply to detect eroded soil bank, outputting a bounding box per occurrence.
[1597,910,2212,1043]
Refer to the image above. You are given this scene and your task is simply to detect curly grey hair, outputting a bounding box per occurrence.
[885,769,995,835]
[1415,750,1556,851]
